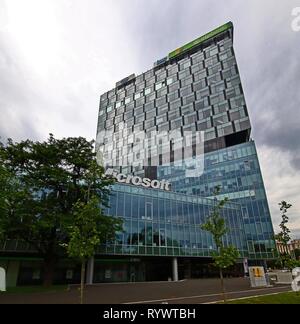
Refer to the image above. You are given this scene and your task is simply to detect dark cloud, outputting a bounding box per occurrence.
[243,29,300,169]
[0,0,300,234]
[0,34,42,142]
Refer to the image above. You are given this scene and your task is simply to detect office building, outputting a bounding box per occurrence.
[0,22,276,285]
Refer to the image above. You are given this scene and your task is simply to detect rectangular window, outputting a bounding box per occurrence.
[145,88,151,95]
[145,202,153,221]
[135,97,145,106]
[116,106,125,115]
[157,87,168,97]
[195,98,209,111]
[194,70,207,81]
[179,69,190,80]
[191,63,204,74]
[210,47,219,56]
[181,103,194,115]
[157,104,169,115]
[117,91,125,101]
[169,81,180,93]
[134,106,144,116]
[158,122,170,132]
[155,82,163,90]
[170,99,181,111]
[156,114,168,125]
[210,93,225,105]
[193,79,207,91]
[171,118,183,129]
[191,52,204,64]
[146,77,155,87]
[180,60,191,70]
[136,82,145,91]
[168,107,181,120]
[196,87,210,100]
[145,119,155,129]
[156,71,167,81]
[211,81,226,94]
[146,92,156,103]
[159,229,166,246]
[222,57,236,69]
[134,92,141,100]
[146,110,156,119]
[167,64,178,75]
[168,91,179,102]
[185,113,197,124]
[156,96,167,106]
[126,86,135,96]
[135,114,145,123]
[205,128,216,141]
[144,102,155,112]
[183,94,195,105]
[181,75,193,87]
[207,73,222,84]
[167,77,173,85]
[213,113,229,126]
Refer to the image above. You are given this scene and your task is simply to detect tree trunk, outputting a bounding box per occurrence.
[80,260,86,304]
[219,268,227,303]
[43,256,56,287]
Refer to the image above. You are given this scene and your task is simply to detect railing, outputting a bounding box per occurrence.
[0,239,37,253]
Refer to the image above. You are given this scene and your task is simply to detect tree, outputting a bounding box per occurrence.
[0,134,114,286]
[295,249,300,261]
[275,201,293,268]
[63,197,122,304]
[201,186,240,303]
[0,150,31,244]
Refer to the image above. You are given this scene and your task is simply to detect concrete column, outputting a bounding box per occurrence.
[184,260,192,279]
[86,257,94,285]
[172,257,178,282]
[6,261,20,288]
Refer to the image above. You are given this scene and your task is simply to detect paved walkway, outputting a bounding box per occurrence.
[0,278,291,304]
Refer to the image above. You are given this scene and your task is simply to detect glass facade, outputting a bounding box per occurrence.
[97,24,251,174]
[0,23,276,286]
[157,141,276,260]
[95,21,276,269]
[99,184,248,259]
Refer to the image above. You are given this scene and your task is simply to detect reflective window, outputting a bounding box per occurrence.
[145,88,151,95]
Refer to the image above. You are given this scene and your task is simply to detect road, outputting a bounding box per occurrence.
[0,278,291,304]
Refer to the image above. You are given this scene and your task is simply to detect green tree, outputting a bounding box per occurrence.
[64,197,122,304]
[275,201,293,268]
[295,249,300,261]
[0,148,31,244]
[0,134,114,286]
[201,186,240,303]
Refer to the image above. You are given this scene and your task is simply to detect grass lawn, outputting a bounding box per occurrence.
[228,292,300,304]
[1,285,68,294]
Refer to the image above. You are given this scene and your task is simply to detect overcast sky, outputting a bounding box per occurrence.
[0,0,299,237]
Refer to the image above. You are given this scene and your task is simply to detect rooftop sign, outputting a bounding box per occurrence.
[168,22,233,60]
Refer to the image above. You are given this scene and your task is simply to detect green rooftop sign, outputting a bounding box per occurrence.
[168,22,233,59]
